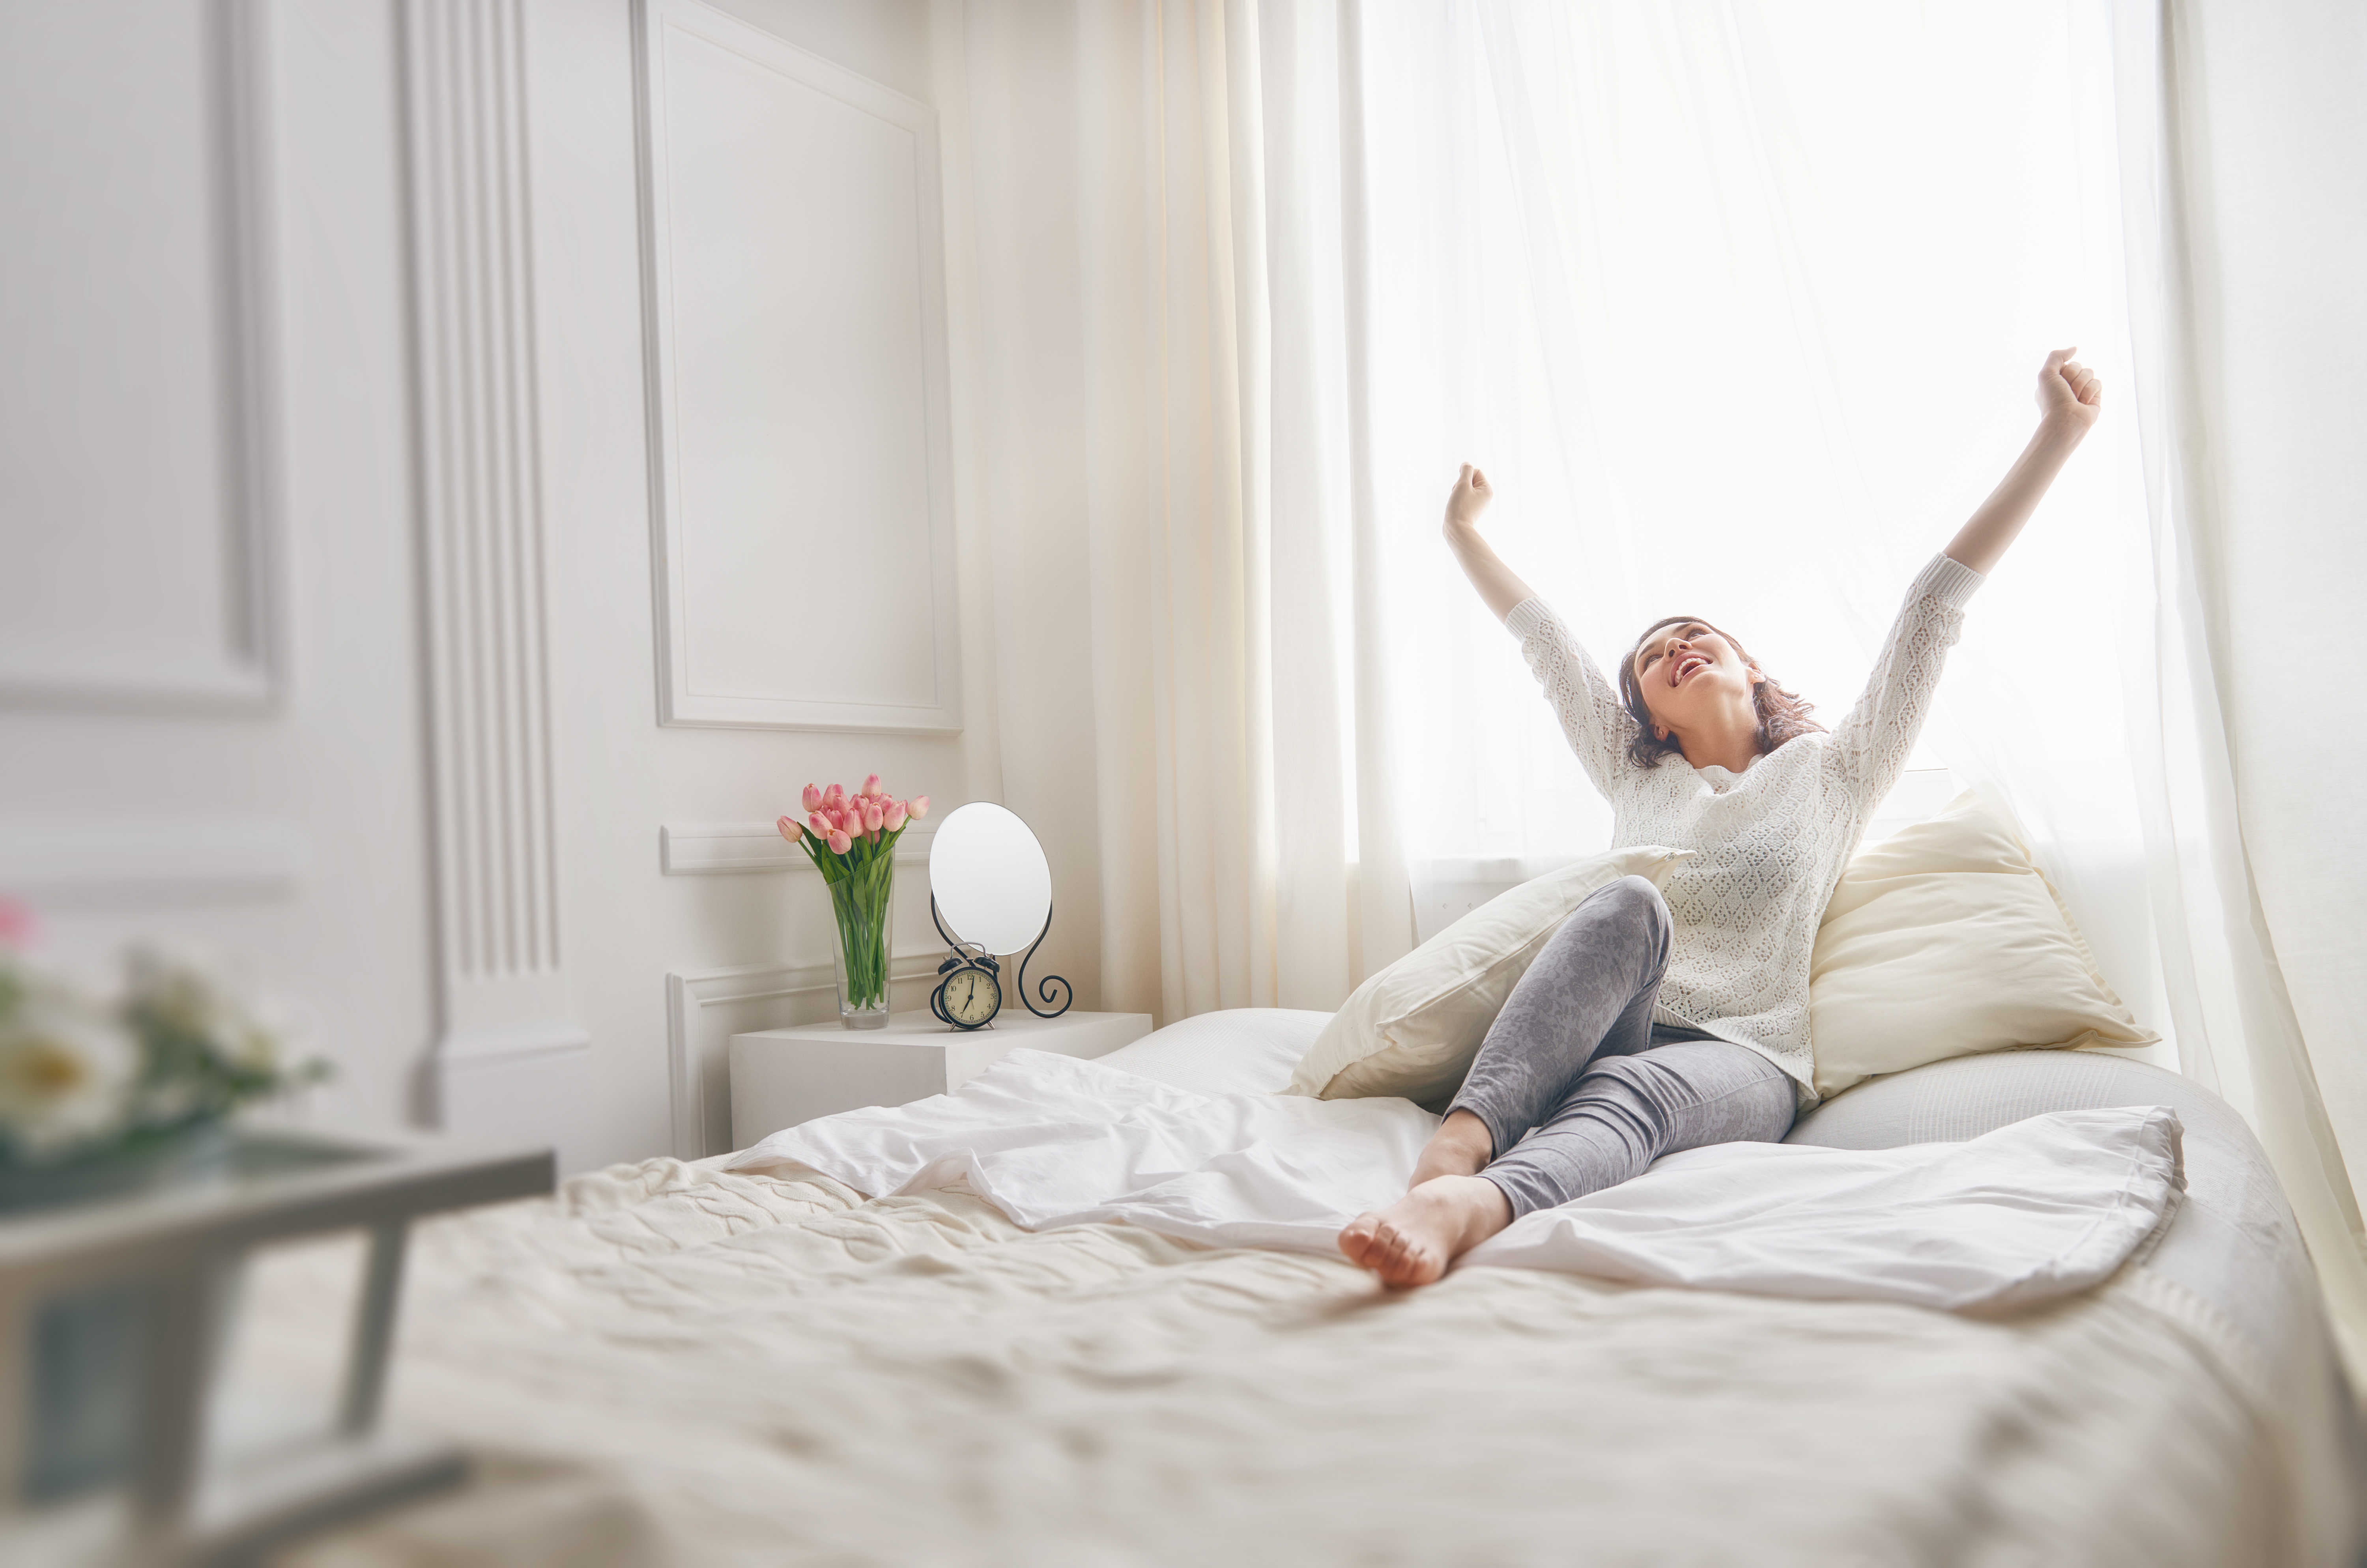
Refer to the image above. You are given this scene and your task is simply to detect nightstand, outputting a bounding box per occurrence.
[729,1011,1154,1149]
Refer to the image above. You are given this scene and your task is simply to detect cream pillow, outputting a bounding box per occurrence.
[1810,791,2157,1101]
[1288,846,1689,1105]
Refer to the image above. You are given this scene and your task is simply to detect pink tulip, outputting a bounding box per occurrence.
[827,828,853,854]
[809,811,831,836]
[862,799,884,833]
[802,783,823,813]
[907,795,930,820]
[862,773,883,799]
[882,800,907,831]
[0,899,30,948]
[823,783,846,810]
[776,815,804,843]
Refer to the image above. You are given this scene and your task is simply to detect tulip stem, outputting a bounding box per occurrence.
[816,822,907,1013]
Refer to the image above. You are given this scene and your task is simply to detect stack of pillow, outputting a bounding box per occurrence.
[1286,792,2156,1108]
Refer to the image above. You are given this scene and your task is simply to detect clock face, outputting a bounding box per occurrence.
[944,966,1000,1028]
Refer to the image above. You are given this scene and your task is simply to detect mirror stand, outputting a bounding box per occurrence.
[925,801,1071,1025]
[1014,905,1073,1019]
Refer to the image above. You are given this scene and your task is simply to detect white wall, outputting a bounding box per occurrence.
[477,0,1142,1170]
[0,0,1126,1175]
[0,0,434,1133]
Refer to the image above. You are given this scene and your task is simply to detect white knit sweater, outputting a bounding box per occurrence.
[1506,553,1985,1108]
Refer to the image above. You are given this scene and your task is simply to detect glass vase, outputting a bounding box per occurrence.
[826,871,896,1028]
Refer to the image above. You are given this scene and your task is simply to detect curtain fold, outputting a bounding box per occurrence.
[964,0,1413,1027]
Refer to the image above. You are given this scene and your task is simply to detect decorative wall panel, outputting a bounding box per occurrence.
[405,0,583,1065]
[0,0,281,710]
[636,0,962,733]
[665,954,940,1159]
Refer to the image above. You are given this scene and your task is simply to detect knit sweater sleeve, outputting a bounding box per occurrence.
[1505,598,1635,799]
[1823,553,1985,826]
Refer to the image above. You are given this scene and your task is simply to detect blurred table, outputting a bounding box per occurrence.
[0,1123,551,1564]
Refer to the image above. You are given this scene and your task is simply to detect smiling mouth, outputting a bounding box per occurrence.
[1672,654,1709,686]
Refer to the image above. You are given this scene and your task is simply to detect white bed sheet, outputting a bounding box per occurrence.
[730,1048,2186,1313]
[254,1011,2361,1568]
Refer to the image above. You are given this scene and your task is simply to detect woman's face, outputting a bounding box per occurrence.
[1630,620,1761,740]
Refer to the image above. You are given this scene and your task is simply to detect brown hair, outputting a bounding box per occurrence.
[1615,615,1825,770]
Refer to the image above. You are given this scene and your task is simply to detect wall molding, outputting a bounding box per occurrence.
[404,0,586,1076]
[634,0,963,733]
[0,0,283,713]
[659,822,933,876]
[665,953,940,1159]
[0,819,307,908]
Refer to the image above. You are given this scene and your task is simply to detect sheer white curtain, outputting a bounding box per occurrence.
[1357,1,2163,1011]
[954,0,1415,1026]
[2105,0,2367,1379]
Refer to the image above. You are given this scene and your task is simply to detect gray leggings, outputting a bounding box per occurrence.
[1448,875,1797,1219]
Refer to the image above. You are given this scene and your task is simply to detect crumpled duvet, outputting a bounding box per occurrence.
[729,1049,2184,1312]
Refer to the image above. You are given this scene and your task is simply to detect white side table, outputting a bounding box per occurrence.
[730,1010,1154,1149]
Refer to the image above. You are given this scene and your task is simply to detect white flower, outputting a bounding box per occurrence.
[0,997,137,1158]
[125,946,282,1074]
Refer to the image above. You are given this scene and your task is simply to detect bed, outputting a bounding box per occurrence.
[252,1010,2364,1568]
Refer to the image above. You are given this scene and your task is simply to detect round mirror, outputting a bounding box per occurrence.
[928,803,1053,956]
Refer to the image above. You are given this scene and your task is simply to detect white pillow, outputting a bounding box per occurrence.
[1096,1009,1331,1096]
[1810,791,2157,1101]
[1288,846,1689,1105]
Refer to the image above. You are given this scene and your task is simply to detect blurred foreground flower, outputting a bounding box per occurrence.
[0,944,326,1171]
[0,969,138,1159]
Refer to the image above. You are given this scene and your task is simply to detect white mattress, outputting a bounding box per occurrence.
[253,1013,2362,1568]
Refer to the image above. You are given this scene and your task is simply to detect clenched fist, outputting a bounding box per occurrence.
[2038,348,2103,434]
[1444,463,1494,536]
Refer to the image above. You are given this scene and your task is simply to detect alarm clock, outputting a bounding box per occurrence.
[928,893,1005,1030]
[934,960,1002,1030]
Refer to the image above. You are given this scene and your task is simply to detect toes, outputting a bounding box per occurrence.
[1337,1215,1382,1267]
[1379,1239,1440,1290]
[1344,1208,1452,1289]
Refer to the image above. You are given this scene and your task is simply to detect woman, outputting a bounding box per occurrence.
[1339,348,2105,1288]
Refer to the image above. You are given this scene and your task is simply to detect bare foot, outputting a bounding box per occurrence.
[1337,1175,1514,1289]
[1408,1108,1495,1191]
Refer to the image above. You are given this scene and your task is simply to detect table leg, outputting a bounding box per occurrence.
[0,1282,24,1516]
[338,1221,408,1437]
[135,1257,234,1527]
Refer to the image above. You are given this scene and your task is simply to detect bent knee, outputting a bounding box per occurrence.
[1586,874,1671,936]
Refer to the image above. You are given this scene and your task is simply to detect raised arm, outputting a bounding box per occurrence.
[1442,465,1636,795]
[1943,349,2103,574]
[1441,465,1539,622]
[1827,349,2105,824]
